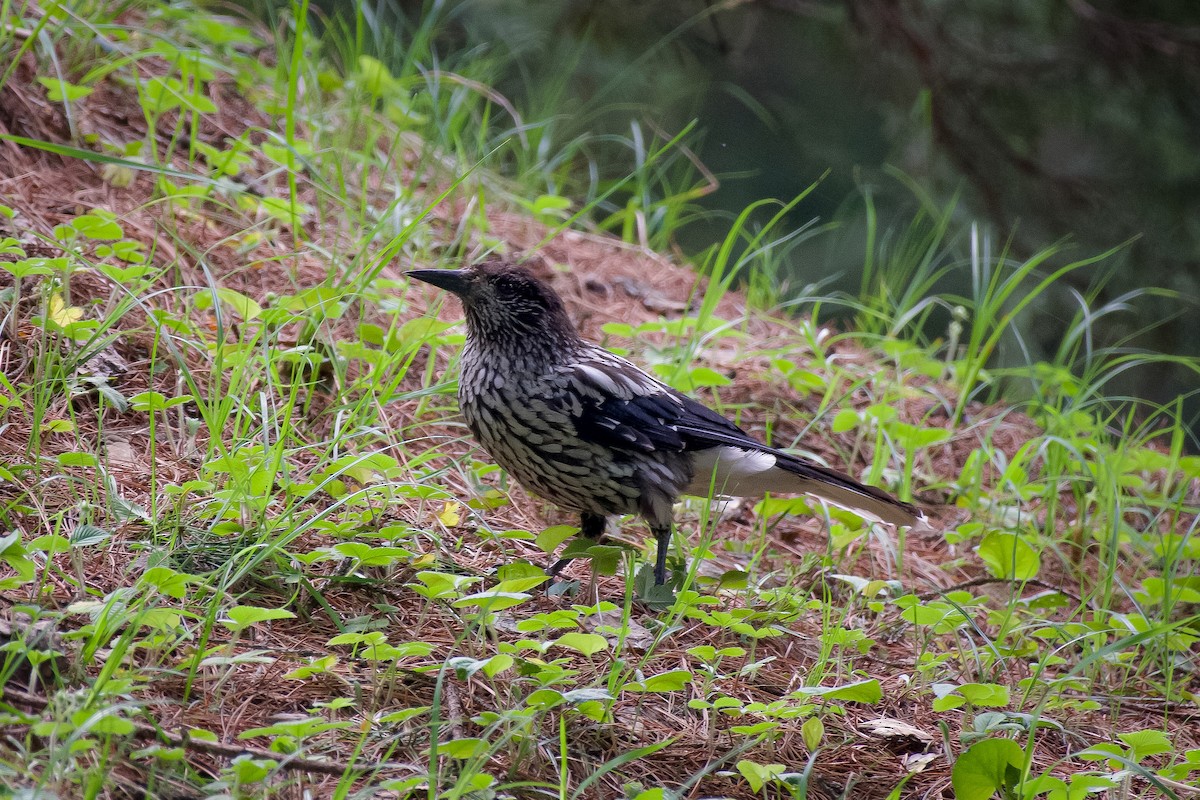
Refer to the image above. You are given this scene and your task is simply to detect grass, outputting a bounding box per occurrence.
[0,1,1198,799]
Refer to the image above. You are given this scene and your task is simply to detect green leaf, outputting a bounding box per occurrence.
[37,77,94,102]
[684,366,732,388]
[452,591,532,612]
[553,632,608,657]
[831,409,861,433]
[284,655,339,680]
[626,669,692,693]
[794,679,882,704]
[525,688,565,709]
[0,531,35,588]
[69,524,112,548]
[932,694,966,712]
[530,193,572,222]
[731,721,779,736]
[716,570,748,589]
[631,790,666,800]
[72,708,133,736]
[1137,577,1200,604]
[230,756,275,783]
[1118,729,1172,760]
[556,541,624,576]
[535,524,580,553]
[326,632,384,647]
[976,531,1040,580]
[57,452,99,468]
[802,716,824,751]
[376,706,429,725]
[221,605,295,631]
[67,210,123,240]
[496,561,546,582]
[957,683,1010,708]
[601,322,635,338]
[357,55,397,96]
[737,760,786,793]
[909,426,952,447]
[899,601,951,626]
[492,528,536,541]
[409,571,480,600]
[1020,774,1070,799]
[593,545,633,579]
[754,496,814,517]
[951,738,1026,800]
[480,654,514,677]
[128,391,168,412]
[0,257,52,278]
[441,737,486,759]
[27,534,70,555]
[210,288,263,321]
[141,608,183,631]
[492,576,549,594]
[143,75,218,114]
[449,654,514,680]
[634,564,676,608]
[332,543,410,567]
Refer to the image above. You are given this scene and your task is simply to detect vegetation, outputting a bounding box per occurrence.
[0,2,1196,799]
[440,0,1200,427]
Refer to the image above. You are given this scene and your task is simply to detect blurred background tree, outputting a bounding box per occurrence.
[311,0,1200,429]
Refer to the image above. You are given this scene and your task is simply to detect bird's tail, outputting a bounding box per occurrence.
[774,452,924,527]
[686,444,925,527]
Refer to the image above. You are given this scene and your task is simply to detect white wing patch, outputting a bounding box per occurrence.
[572,363,624,396]
[686,446,786,496]
[585,348,672,395]
[568,349,674,400]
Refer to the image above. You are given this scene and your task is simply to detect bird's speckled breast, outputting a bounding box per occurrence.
[458,342,672,517]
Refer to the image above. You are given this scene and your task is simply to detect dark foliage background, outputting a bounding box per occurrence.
[318,0,1200,431]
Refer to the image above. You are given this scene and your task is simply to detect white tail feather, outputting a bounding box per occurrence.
[686,446,922,528]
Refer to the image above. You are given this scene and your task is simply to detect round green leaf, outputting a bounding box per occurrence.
[976,532,1040,580]
[553,632,608,657]
[951,738,1026,800]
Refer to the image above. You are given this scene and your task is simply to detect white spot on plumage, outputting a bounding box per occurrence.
[577,348,673,398]
[686,447,782,497]
[573,363,623,396]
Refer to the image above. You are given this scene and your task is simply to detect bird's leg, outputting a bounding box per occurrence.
[653,525,672,586]
[546,512,607,578]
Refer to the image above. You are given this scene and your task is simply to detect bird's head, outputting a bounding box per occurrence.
[407,259,578,346]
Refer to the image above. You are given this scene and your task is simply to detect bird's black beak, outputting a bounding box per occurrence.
[407,268,471,297]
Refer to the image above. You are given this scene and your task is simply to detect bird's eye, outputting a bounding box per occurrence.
[495,276,540,305]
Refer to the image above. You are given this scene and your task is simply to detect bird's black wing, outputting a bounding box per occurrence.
[558,349,923,524]
[557,351,763,455]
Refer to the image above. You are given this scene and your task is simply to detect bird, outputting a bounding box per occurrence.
[407,258,924,586]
